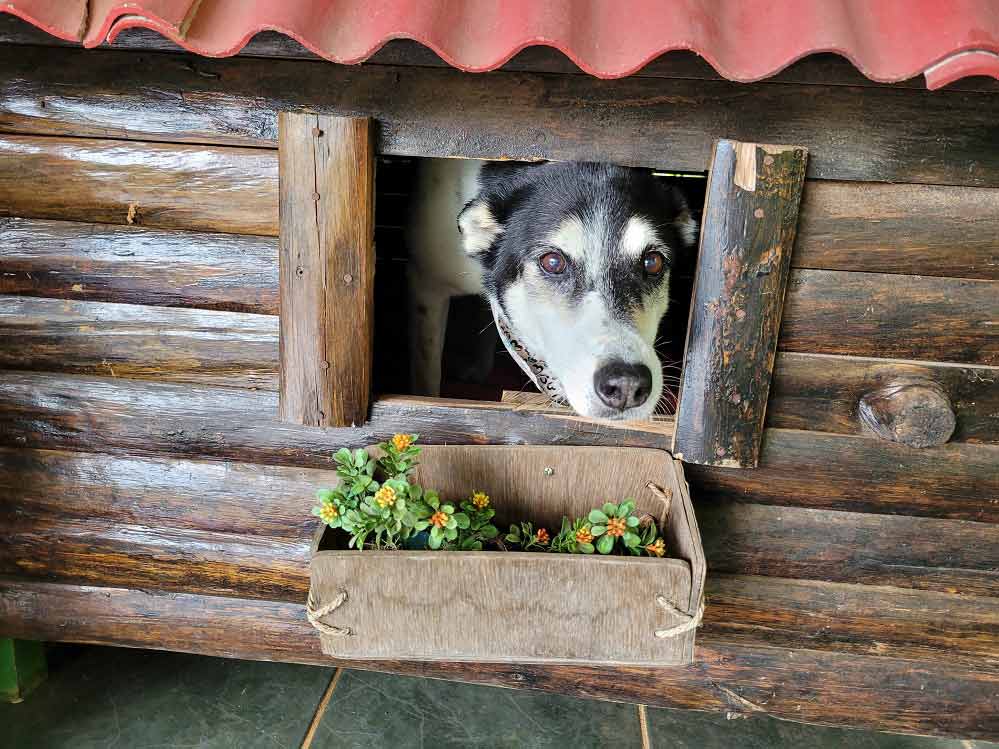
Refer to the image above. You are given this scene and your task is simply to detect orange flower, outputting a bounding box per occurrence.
[606,517,627,537]
[645,538,666,557]
[575,525,594,545]
[318,503,338,523]
[391,433,413,452]
[374,485,397,508]
[535,528,550,544]
[471,491,490,510]
[430,511,449,528]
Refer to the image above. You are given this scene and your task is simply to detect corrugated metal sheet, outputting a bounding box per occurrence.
[2,0,998,89]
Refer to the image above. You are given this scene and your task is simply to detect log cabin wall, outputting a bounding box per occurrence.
[0,19,997,740]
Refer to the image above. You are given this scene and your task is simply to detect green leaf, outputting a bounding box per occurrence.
[623,532,641,548]
[430,525,443,541]
[577,542,594,554]
[441,504,455,514]
[413,520,429,531]
[602,502,617,518]
[316,488,335,502]
[626,515,640,528]
[619,500,636,517]
[590,525,607,536]
[428,533,443,550]
[481,525,498,539]
[445,517,457,530]
[334,448,352,464]
[504,534,519,544]
[426,491,440,509]
[353,449,367,467]
[444,527,458,541]
[454,513,470,529]
[596,534,614,554]
[311,506,322,517]
[588,509,609,525]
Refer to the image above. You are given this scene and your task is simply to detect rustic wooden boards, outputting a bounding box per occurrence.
[1,371,996,521]
[674,141,807,468]
[277,114,375,428]
[2,580,997,740]
[3,45,999,185]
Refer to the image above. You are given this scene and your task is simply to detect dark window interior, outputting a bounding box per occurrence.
[372,157,706,415]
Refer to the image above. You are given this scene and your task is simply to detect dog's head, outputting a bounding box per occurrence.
[458,161,697,420]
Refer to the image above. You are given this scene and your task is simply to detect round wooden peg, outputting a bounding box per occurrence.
[858,377,956,448]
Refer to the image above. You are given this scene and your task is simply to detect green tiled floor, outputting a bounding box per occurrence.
[2,646,995,749]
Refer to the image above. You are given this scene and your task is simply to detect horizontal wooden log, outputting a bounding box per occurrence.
[698,502,998,598]
[780,269,998,365]
[795,181,999,280]
[0,444,994,598]
[0,217,279,312]
[767,353,999,445]
[3,15,997,95]
[1,580,995,739]
[3,46,999,185]
[0,371,995,522]
[0,134,278,235]
[0,296,278,389]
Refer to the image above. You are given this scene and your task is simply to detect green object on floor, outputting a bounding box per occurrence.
[0,639,47,703]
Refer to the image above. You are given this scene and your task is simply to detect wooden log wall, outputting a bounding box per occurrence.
[0,21,997,740]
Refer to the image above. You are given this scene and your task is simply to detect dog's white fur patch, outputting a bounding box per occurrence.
[675,209,698,247]
[458,200,503,255]
[619,215,659,257]
[546,215,589,262]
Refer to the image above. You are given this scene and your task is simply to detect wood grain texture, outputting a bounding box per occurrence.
[0,217,279,312]
[0,296,278,389]
[312,551,693,665]
[1,372,995,522]
[3,15,997,94]
[3,45,999,185]
[2,580,996,740]
[278,114,375,427]
[794,181,999,280]
[674,140,808,468]
[767,353,999,445]
[698,502,999,598]
[0,134,278,235]
[857,377,956,448]
[780,269,999,365]
[689,428,999,522]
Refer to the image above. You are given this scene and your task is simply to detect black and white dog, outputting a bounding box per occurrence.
[408,159,697,420]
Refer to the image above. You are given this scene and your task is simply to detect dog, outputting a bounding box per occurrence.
[407,159,697,420]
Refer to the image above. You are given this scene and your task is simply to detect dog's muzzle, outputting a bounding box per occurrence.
[491,302,568,405]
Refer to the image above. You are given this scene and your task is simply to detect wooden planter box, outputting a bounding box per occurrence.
[308,446,705,666]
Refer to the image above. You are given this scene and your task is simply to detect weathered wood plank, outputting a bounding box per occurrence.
[3,46,999,185]
[698,502,999,597]
[795,181,999,280]
[0,372,995,522]
[767,353,999,445]
[278,114,375,427]
[2,15,997,95]
[0,296,279,390]
[780,269,999,366]
[674,140,807,467]
[0,134,278,235]
[1,443,992,595]
[0,217,279,312]
[703,575,999,673]
[1,580,996,739]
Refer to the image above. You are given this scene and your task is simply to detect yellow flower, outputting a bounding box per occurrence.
[391,434,412,452]
[575,525,593,545]
[430,510,449,528]
[319,503,338,523]
[471,491,490,510]
[374,485,397,508]
[606,517,627,537]
[645,538,666,557]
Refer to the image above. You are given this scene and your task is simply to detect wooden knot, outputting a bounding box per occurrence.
[858,377,955,448]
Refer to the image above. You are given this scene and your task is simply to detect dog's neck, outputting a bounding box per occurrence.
[491,301,568,406]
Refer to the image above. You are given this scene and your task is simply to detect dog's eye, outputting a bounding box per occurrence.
[539,250,567,275]
[642,250,667,277]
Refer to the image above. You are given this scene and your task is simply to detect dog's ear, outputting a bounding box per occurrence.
[669,187,699,248]
[457,199,504,255]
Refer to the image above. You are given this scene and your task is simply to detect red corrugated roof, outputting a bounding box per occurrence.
[3,0,998,89]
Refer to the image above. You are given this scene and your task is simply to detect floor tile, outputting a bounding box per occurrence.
[313,669,644,749]
[1,645,335,749]
[645,705,999,749]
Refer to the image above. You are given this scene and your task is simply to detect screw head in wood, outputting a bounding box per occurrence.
[312,192,321,201]
[321,361,330,370]
[754,208,765,218]
[312,127,323,137]
[295,266,304,276]
[343,274,353,284]
[543,466,555,477]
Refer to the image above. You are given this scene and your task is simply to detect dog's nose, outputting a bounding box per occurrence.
[593,361,653,411]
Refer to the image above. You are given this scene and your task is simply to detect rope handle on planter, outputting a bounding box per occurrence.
[307,589,351,637]
[653,595,704,639]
